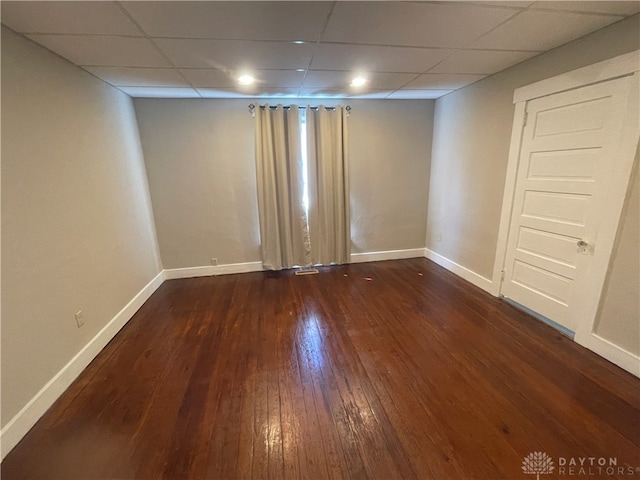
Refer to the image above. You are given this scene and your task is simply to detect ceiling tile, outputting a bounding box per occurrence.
[404,73,488,90]
[298,88,392,99]
[196,89,254,99]
[471,10,624,51]
[464,1,535,7]
[296,89,348,99]
[27,35,172,67]
[387,90,453,99]
[531,1,640,15]
[429,50,539,74]
[154,39,313,69]
[181,69,305,88]
[179,69,235,88]
[310,43,454,73]
[251,87,303,97]
[304,71,416,90]
[122,1,332,41]
[119,86,200,98]
[83,67,188,87]
[197,88,300,98]
[346,91,393,99]
[322,2,518,48]
[1,1,141,36]
[253,70,306,88]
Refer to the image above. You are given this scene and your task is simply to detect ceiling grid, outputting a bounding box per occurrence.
[2,1,637,99]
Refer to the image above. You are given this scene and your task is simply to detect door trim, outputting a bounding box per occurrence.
[492,50,640,376]
[513,50,640,104]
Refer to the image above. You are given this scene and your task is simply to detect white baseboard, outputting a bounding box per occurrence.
[350,248,425,264]
[424,248,495,295]
[575,332,640,378]
[0,271,165,460]
[163,261,264,280]
[0,259,263,459]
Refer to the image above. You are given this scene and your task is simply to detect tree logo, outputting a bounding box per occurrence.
[522,452,555,480]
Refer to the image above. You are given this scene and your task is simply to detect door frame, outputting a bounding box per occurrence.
[492,50,640,376]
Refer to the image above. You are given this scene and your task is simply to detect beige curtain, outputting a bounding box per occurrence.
[255,105,310,270]
[306,106,350,265]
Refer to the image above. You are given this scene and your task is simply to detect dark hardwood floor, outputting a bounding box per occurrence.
[2,258,639,480]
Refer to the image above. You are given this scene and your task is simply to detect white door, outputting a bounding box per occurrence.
[501,74,639,333]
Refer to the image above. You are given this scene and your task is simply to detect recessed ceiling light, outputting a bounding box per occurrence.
[293,40,305,44]
[296,68,305,72]
[350,76,367,87]
[238,74,254,85]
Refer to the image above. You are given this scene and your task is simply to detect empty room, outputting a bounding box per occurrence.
[2,1,639,479]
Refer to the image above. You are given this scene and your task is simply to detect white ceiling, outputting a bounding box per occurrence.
[2,1,638,99]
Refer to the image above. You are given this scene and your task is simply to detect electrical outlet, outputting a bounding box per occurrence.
[211,257,219,266]
[75,310,85,328]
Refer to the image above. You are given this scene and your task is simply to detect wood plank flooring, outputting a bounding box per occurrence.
[2,258,639,479]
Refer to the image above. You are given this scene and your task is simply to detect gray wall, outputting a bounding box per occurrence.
[427,14,639,353]
[134,99,434,269]
[134,99,260,268]
[350,100,434,254]
[595,157,639,354]
[1,27,162,425]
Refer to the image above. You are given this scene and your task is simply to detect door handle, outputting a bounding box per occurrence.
[577,239,591,254]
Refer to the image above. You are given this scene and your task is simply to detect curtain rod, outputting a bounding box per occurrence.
[248,104,351,117]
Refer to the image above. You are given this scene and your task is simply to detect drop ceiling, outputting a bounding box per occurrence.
[2,1,638,99]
